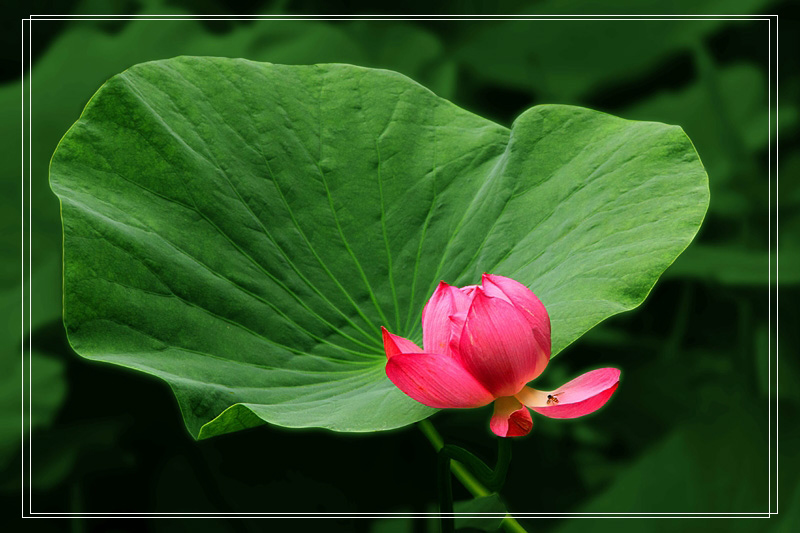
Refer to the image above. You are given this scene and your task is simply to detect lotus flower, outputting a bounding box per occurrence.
[382,274,620,437]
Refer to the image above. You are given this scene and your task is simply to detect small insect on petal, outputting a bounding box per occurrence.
[516,368,621,419]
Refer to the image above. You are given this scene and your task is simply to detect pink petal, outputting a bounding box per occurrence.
[447,312,467,355]
[421,281,475,355]
[381,327,422,359]
[421,282,456,355]
[385,352,495,409]
[516,368,621,419]
[448,289,477,350]
[455,284,480,307]
[458,289,548,397]
[482,273,551,364]
[490,396,533,438]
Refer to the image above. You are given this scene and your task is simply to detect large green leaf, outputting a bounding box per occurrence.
[50,57,708,438]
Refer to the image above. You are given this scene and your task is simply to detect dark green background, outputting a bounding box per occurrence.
[3,1,797,531]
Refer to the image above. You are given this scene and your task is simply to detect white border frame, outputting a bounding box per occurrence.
[20,12,780,521]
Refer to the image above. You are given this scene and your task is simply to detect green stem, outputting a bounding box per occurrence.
[442,444,495,486]
[493,438,513,490]
[70,481,85,533]
[438,451,455,533]
[417,420,528,533]
[441,438,512,492]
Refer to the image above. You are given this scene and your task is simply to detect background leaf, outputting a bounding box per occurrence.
[455,0,771,103]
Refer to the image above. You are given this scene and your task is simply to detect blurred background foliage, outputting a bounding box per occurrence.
[2,0,797,531]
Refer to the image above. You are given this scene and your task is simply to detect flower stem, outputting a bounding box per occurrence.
[494,438,513,489]
[438,451,455,533]
[417,419,528,533]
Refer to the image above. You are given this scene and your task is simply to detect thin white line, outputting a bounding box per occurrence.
[775,13,780,515]
[28,16,33,519]
[26,14,778,519]
[20,17,26,520]
[28,512,775,515]
[767,15,772,517]
[27,13,777,18]
[27,17,772,21]
[26,516,774,520]
[27,517,773,520]
[28,512,775,516]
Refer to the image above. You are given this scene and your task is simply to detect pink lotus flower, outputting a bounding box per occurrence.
[383,274,620,437]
